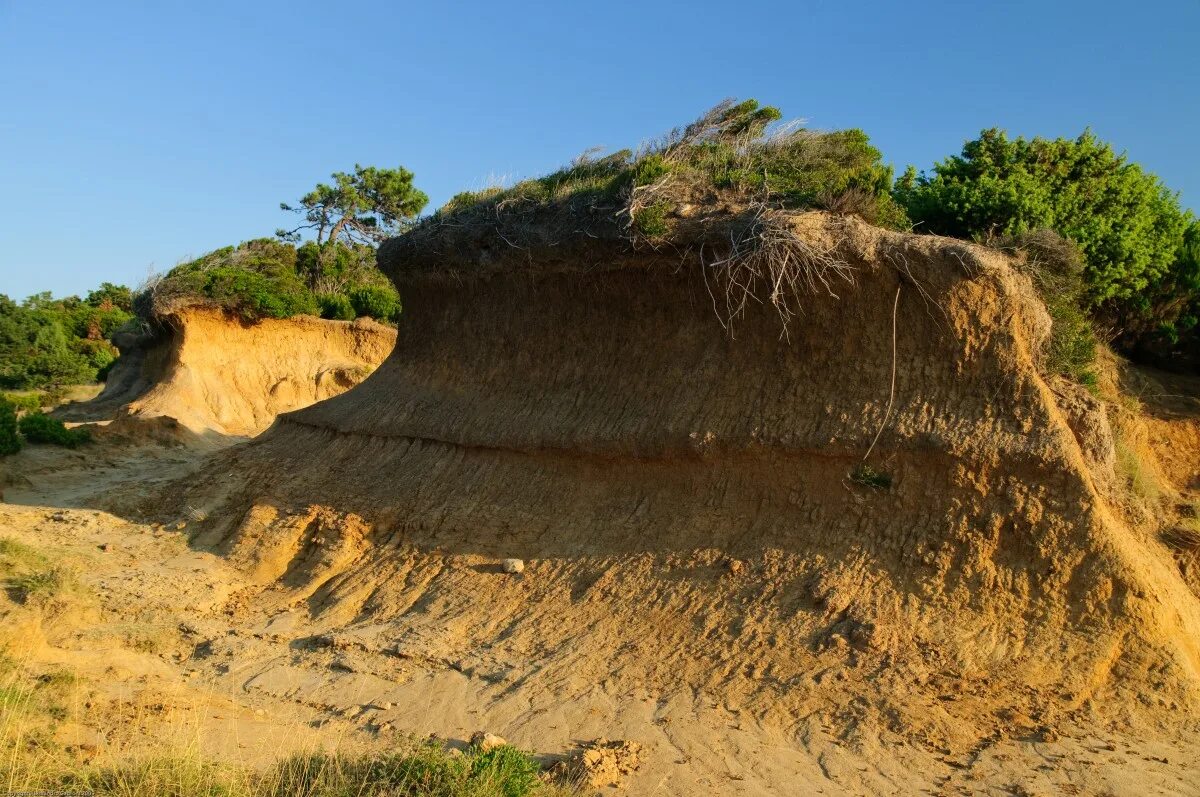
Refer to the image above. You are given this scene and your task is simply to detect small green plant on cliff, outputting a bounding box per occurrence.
[849,463,892,490]
[632,201,672,238]
[999,228,1100,387]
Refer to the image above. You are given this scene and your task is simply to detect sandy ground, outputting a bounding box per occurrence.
[0,429,1197,796]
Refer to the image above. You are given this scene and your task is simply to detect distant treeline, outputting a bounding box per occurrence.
[0,284,133,390]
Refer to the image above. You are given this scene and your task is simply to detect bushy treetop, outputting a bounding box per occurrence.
[895,129,1197,337]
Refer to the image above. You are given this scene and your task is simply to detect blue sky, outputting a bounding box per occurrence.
[2,0,1198,299]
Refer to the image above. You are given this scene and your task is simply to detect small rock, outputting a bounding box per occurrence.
[502,558,525,574]
[726,558,746,576]
[381,701,393,710]
[98,543,110,552]
[172,520,187,530]
[470,731,508,752]
[254,708,265,717]
[552,738,643,789]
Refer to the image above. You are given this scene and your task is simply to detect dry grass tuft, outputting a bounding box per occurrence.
[699,204,855,332]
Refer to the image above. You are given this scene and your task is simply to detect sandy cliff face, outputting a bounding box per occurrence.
[157,212,1200,792]
[68,309,395,436]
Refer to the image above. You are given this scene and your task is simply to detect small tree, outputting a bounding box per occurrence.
[278,165,429,249]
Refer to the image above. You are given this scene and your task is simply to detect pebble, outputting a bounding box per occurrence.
[502,558,525,574]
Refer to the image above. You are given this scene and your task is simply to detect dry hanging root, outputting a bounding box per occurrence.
[862,285,901,465]
[702,205,856,335]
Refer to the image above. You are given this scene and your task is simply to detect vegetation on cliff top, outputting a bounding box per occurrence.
[139,166,428,325]
[428,99,908,240]
[137,238,402,324]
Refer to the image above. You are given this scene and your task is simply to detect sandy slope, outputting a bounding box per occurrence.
[2,461,1198,795]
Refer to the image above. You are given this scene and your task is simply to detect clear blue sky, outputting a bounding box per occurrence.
[2,0,1197,299]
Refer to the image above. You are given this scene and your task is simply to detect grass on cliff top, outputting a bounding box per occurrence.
[428,98,909,241]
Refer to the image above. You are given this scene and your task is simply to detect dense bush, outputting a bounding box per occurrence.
[0,399,20,456]
[0,287,132,390]
[17,412,91,448]
[0,393,43,413]
[142,238,398,325]
[348,285,401,321]
[317,292,356,320]
[894,129,1198,349]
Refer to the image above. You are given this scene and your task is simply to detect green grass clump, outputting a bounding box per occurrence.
[1115,439,1162,507]
[267,743,547,797]
[1,740,565,797]
[18,411,92,448]
[8,565,81,604]
[849,463,892,490]
[632,202,671,238]
[0,536,49,576]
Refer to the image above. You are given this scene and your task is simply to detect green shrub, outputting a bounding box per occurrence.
[18,412,91,448]
[1002,229,1100,386]
[195,266,318,321]
[633,202,671,238]
[348,285,401,322]
[894,129,1197,347]
[469,745,543,797]
[0,399,20,457]
[317,293,356,321]
[632,154,670,187]
[1,393,42,412]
